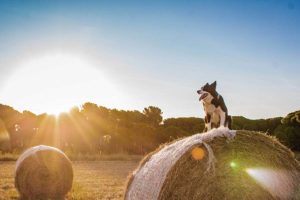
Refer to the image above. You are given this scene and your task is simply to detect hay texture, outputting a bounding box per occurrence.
[125,128,300,200]
[15,145,73,200]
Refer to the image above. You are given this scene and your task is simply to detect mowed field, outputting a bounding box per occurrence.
[0,160,139,200]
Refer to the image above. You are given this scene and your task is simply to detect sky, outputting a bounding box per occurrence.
[0,0,299,119]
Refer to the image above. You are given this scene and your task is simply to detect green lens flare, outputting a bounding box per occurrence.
[230,161,237,168]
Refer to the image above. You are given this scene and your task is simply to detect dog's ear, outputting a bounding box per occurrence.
[211,81,217,89]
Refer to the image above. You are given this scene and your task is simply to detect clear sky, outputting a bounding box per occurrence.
[0,0,299,119]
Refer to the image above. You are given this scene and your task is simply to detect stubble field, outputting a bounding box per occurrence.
[0,161,139,200]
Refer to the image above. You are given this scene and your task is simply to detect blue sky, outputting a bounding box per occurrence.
[0,0,299,119]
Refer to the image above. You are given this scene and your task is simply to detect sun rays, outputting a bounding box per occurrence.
[27,106,105,151]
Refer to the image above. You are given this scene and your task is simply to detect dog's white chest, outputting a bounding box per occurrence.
[211,113,220,124]
[204,104,216,113]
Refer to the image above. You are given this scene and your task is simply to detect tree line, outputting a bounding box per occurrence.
[0,103,299,154]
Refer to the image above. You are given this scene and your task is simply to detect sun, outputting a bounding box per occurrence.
[0,53,118,115]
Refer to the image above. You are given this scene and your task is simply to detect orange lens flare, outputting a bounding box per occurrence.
[191,147,205,160]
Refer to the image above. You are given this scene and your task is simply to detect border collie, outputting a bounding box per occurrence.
[197,81,231,132]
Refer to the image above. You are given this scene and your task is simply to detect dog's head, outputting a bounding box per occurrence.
[197,81,217,103]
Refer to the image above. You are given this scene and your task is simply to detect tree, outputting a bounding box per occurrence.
[274,110,300,151]
[0,118,11,151]
[0,104,22,149]
[281,110,300,126]
[163,117,204,134]
[143,106,163,127]
[157,126,189,143]
[274,125,300,151]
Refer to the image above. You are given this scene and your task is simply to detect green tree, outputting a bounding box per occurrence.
[274,110,300,150]
[281,110,300,126]
[143,106,163,127]
[163,117,204,134]
[157,126,189,143]
[274,125,300,151]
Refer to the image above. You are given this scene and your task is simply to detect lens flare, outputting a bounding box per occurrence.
[191,147,205,160]
[230,161,237,168]
[246,168,297,199]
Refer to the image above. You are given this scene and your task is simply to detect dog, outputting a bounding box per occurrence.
[197,81,231,132]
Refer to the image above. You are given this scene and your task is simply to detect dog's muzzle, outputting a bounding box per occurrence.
[199,93,208,100]
[197,90,208,101]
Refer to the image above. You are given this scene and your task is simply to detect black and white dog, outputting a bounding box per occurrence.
[197,81,231,132]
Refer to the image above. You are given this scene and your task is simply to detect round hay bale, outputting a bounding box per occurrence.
[125,128,300,200]
[15,145,73,200]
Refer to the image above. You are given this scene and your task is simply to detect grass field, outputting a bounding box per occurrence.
[0,161,139,200]
[1,153,299,200]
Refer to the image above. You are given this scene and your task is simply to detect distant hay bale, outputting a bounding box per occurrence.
[125,128,300,200]
[15,145,73,200]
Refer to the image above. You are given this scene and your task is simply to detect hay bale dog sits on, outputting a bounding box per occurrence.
[124,128,300,200]
[197,81,231,131]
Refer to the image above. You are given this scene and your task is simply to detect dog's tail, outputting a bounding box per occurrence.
[226,115,232,129]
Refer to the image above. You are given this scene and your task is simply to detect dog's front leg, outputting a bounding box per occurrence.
[219,111,226,127]
[206,122,212,130]
[204,114,212,131]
